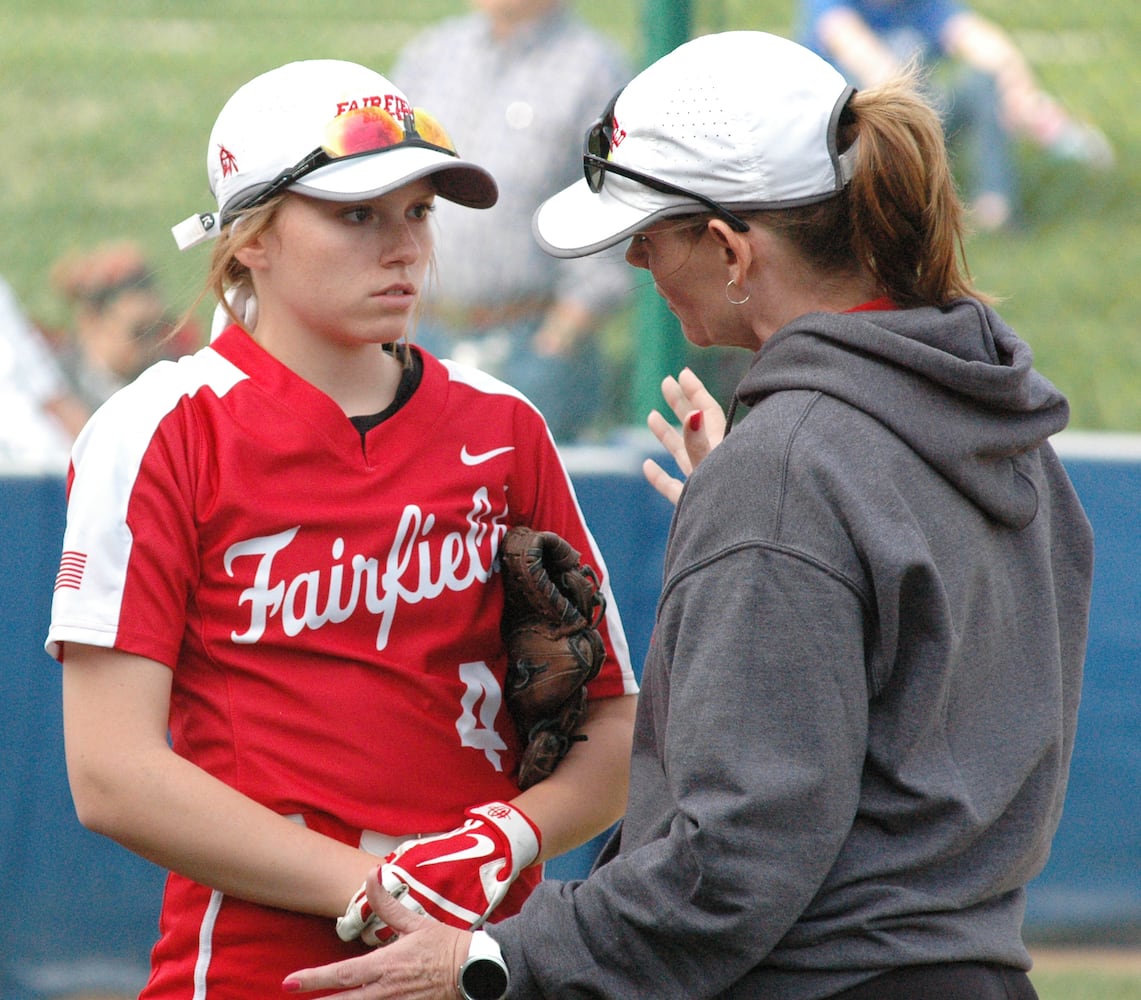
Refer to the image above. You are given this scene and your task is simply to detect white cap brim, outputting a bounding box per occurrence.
[175,148,498,252]
[533,32,863,260]
[295,145,497,209]
[533,177,702,259]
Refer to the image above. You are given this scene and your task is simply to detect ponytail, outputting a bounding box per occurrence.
[754,69,991,308]
[172,198,283,338]
[846,72,989,306]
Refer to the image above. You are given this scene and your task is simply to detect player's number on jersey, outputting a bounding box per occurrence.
[456,661,508,770]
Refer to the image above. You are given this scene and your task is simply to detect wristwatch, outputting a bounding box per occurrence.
[458,930,509,1000]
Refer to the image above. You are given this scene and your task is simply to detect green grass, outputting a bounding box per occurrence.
[1034,972,1141,1000]
[1030,951,1141,1000]
[2,0,1137,431]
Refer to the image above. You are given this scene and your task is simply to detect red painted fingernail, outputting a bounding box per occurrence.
[688,411,703,432]
[282,978,301,993]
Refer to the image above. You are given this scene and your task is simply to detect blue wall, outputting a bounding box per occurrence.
[2,437,1137,994]
[1,475,164,998]
[1018,448,1141,942]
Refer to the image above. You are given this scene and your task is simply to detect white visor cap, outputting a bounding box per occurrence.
[173,59,497,250]
[533,31,857,258]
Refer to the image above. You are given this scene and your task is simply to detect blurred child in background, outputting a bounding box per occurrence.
[48,242,201,410]
[800,0,1115,231]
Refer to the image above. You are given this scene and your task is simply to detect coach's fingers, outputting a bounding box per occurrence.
[680,408,720,471]
[643,457,684,506]
[675,368,727,450]
[365,867,428,938]
[647,409,691,475]
[659,374,690,424]
[645,407,718,506]
[662,369,726,435]
[282,949,387,998]
[674,366,722,411]
[283,882,468,998]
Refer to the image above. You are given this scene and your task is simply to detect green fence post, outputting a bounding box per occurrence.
[630,0,692,425]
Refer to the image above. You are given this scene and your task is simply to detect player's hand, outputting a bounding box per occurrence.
[336,801,540,946]
[288,870,468,998]
[643,368,727,505]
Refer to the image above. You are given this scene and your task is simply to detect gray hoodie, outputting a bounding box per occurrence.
[493,299,1093,999]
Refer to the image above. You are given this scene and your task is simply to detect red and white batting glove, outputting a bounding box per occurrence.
[336,801,540,946]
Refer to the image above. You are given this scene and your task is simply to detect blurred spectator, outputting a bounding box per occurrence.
[392,0,633,440]
[800,0,1115,231]
[0,273,88,467]
[48,242,201,411]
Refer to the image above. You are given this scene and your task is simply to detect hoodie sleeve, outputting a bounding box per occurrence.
[491,539,871,998]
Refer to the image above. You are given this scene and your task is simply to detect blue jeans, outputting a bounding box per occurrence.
[934,64,1019,211]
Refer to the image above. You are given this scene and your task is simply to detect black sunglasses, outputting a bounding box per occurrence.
[221,109,458,225]
[582,90,750,233]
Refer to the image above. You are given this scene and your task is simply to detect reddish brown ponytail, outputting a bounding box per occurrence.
[753,69,992,308]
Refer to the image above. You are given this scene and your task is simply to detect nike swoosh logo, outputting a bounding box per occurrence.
[460,445,515,466]
[419,833,497,867]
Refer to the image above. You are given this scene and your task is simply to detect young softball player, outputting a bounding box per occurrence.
[47,59,636,999]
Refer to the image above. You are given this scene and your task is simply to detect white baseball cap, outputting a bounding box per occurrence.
[173,59,498,250]
[533,31,858,258]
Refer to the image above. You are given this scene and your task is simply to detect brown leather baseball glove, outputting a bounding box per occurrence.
[499,525,606,789]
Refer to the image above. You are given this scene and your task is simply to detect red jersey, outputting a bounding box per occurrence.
[48,328,635,996]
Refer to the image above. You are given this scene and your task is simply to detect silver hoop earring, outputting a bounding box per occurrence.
[725,279,751,305]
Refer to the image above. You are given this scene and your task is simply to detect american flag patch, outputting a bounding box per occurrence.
[55,551,87,591]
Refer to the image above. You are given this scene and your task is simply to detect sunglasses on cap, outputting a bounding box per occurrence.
[221,106,457,224]
[583,90,750,233]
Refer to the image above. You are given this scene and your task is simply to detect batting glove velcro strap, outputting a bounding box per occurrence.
[335,801,541,946]
[336,880,380,945]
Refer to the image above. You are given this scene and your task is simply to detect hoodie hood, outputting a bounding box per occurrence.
[736,299,1069,529]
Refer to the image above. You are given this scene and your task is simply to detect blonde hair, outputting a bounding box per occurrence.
[211,199,282,330]
[170,198,281,338]
[757,70,992,307]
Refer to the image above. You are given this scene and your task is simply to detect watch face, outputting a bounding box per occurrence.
[461,956,509,1000]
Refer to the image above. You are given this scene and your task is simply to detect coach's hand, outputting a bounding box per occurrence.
[643,368,727,505]
[288,870,468,998]
[336,801,540,945]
